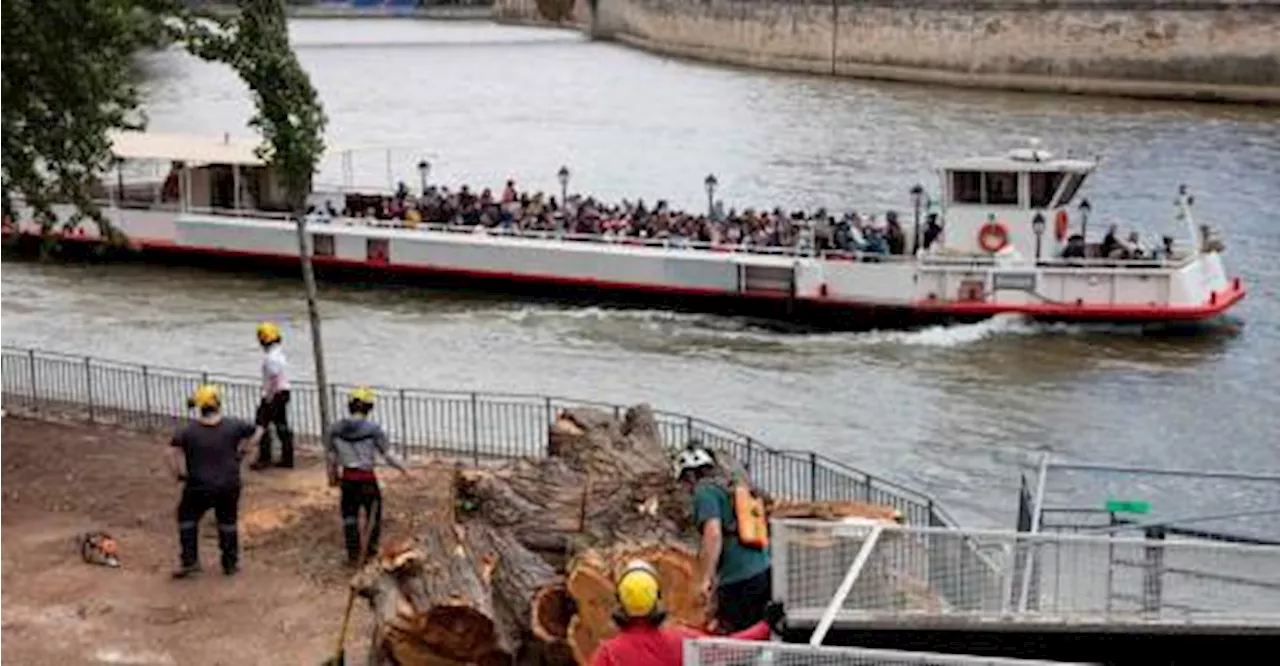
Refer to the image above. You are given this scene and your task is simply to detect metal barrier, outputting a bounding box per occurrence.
[772,519,1280,629]
[682,638,1097,666]
[1018,455,1280,544]
[0,345,950,525]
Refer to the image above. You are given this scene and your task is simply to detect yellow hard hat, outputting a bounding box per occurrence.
[615,559,661,618]
[256,322,281,344]
[349,386,376,405]
[188,384,222,410]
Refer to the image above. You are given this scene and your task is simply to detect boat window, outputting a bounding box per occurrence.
[950,171,983,204]
[1029,171,1065,209]
[983,171,1019,206]
[1054,172,1087,206]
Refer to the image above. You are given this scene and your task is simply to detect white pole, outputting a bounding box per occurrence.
[809,526,883,646]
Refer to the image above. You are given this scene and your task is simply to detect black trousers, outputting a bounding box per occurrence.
[715,568,772,634]
[177,484,241,570]
[254,390,293,466]
[340,478,382,561]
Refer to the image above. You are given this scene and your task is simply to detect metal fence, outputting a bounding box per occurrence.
[772,519,1280,628]
[1018,456,1280,544]
[0,345,951,525]
[682,638,1097,666]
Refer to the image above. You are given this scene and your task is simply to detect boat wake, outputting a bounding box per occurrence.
[446,305,1108,352]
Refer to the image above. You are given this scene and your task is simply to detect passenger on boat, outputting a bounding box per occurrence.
[1100,224,1123,259]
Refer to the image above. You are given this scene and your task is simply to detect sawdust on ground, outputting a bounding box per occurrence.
[1,415,456,666]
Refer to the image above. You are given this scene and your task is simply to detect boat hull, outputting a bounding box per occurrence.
[3,228,1245,332]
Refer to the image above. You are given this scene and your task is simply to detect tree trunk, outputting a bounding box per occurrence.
[361,524,511,664]
[562,543,706,665]
[293,210,332,432]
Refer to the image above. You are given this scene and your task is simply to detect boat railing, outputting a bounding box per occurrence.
[17,195,1205,271]
[0,345,957,530]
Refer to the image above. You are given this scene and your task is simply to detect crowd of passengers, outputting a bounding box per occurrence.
[310,180,942,257]
[309,180,1199,262]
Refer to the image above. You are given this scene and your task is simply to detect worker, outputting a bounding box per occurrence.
[589,559,779,666]
[169,384,264,578]
[325,387,409,566]
[675,442,773,634]
[250,321,295,470]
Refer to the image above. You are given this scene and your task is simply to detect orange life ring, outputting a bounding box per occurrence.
[978,222,1009,253]
[1054,209,1069,241]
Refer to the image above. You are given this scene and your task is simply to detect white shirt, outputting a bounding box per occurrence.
[261,344,291,397]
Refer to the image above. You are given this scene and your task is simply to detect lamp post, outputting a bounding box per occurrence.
[704,173,718,219]
[910,184,924,253]
[1031,212,1046,262]
[417,160,430,196]
[557,165,570,207]
[1078,198,1092,246]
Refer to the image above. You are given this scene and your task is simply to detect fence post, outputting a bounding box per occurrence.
[470,392,480,466]
[864,475,873,503]
[141,364,152,429]
[1141,525,1166,614]
[84,356,95,423]
[744,437,754,473]
[544,396,553,427]
[809,451,818,502]
[685,415,695,444]
[398,388,408,457]
[201,371,209,385]
[27,348,39,411]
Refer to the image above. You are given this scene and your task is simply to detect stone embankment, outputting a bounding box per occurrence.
[494,0,1280,104]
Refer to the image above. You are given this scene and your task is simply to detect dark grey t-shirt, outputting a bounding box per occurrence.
[171,417,255,490]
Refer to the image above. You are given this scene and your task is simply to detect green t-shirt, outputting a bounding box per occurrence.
[692,479,771,586]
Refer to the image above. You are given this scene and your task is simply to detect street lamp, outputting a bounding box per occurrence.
[704,173,718,218]
[557,165,570,206]
[909,184,924,253]
[417,160,430,195]
[1031,212,1046,261]
[1078,198,1092,245]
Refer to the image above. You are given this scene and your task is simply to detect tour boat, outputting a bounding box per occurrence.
[2,131,1246,330]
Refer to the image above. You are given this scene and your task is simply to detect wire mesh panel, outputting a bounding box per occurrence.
[773,520,1280,626]
[682,639,1097,666]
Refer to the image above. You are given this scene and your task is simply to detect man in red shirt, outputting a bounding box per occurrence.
[589,559,779,666]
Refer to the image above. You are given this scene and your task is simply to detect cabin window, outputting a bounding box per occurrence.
[367,238,390,263]
[950,171,983,204]
[984,171,1019,206]
[312,233,334,257]
[1029,172,1065,209]
[1054,173,1087,206]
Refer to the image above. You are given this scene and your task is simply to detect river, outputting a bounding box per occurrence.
[3,19,1279,528]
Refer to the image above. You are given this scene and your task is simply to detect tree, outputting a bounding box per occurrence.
[181,0,335,433]
[0,0,173,240]
[2,0,335,436]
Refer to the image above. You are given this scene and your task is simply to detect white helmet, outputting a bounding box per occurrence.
[674,444,715,478]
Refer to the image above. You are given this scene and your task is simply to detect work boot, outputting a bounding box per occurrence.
[222,561,239,577]
[172,562,202,579]
[249,459,273,471]
[218,523,239,577]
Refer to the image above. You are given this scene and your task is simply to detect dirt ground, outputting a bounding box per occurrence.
[1,415,456,666]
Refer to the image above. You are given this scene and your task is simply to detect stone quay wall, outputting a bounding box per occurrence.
[494,0,1280,104]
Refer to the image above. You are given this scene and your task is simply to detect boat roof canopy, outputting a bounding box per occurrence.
[939,148,1096,174]
[109,130,268,167]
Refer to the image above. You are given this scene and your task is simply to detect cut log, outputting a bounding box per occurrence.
[769,499,904,523]
[360,525,512,665]
[562,543,707,665]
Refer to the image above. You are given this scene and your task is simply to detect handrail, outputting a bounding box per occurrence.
[14,196,1201,271]
[0,344,956,528]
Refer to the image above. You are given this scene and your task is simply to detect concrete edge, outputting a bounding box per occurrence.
[606,31,1280,106]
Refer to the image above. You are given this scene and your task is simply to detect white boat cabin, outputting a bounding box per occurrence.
[932,146,1094,261]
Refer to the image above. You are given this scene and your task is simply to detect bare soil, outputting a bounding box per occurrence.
[1,415,456,666]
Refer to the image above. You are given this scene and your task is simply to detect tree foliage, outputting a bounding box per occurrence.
[182,0,327,213]
[0,0,174,237]
[0,0,326,239]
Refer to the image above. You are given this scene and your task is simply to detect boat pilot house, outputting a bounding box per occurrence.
[940,147,1091,261]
